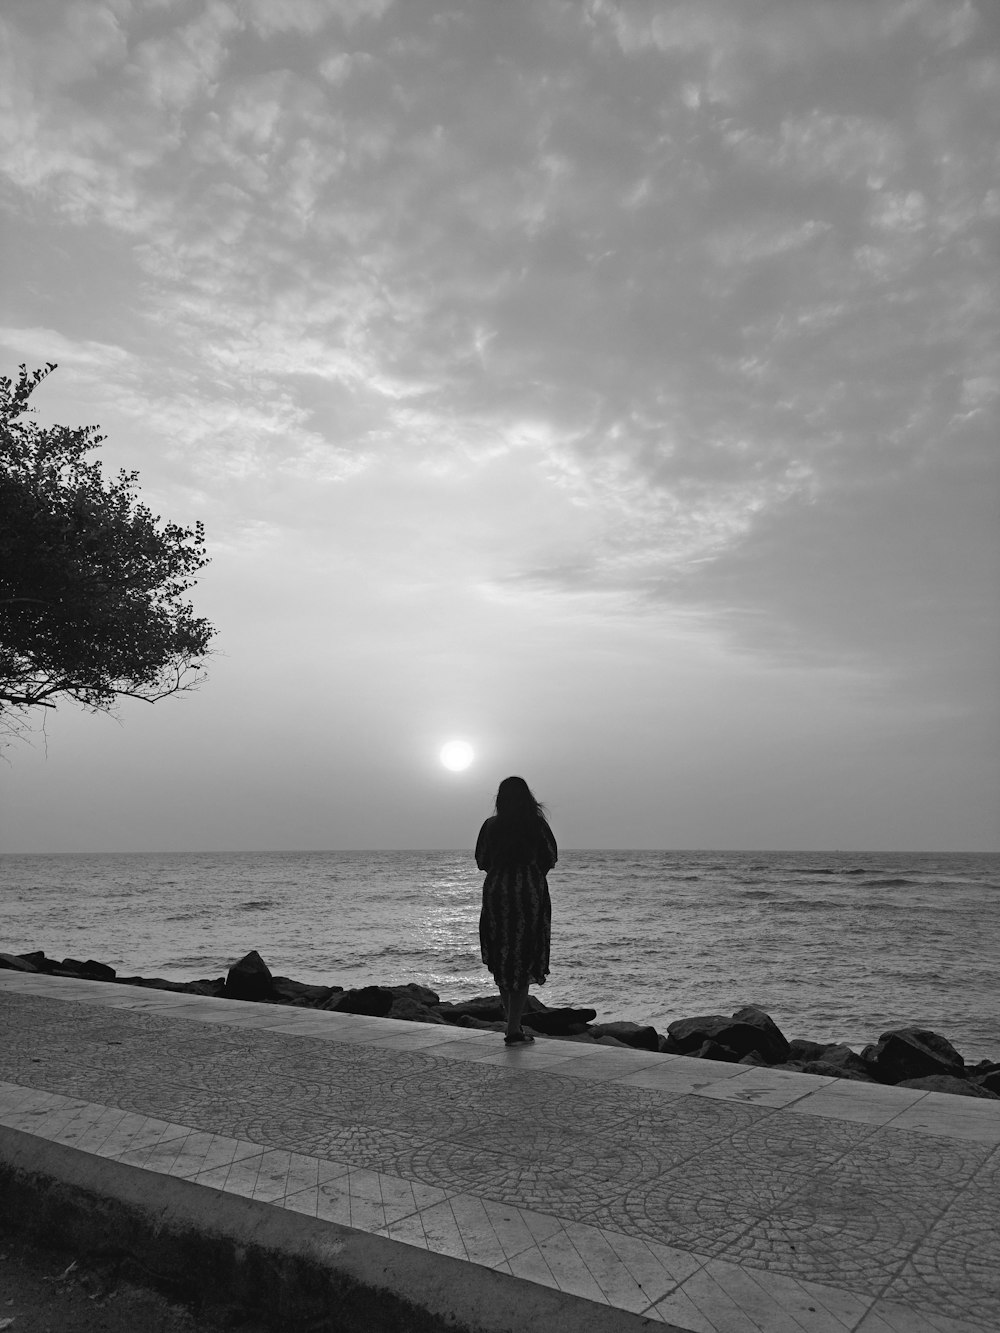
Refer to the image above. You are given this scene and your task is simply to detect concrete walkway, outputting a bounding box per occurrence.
[1,972,997,1332]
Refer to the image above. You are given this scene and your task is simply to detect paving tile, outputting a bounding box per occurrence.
[695,1067,836,1109]
[786,1081,928,1128]
[660,1260,873,1332]
[855,1299,991,1332]
[882,1093,1000,1144]
[3,981,997,1333]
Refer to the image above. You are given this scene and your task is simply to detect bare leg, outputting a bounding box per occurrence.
[505,983,529,1039]
[499,987,511,1025]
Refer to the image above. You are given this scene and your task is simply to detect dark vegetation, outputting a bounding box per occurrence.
[0,364,215,730]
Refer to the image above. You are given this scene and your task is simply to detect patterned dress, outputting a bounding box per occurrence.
[476,815,557,991]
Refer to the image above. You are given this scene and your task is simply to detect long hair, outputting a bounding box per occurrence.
[492,776,546,865]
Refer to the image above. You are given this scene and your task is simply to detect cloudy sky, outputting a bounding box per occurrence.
[1,0,997,853]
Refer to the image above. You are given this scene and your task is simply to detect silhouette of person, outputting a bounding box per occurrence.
[475,776,557,1045]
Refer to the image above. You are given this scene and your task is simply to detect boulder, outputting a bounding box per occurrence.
[804,1044,871,1079]
[182,979,226,997]
[796,1059,876,1083]
[897,1075,998,1099]
[588,1021,660,1051]
[436,996,505,1023]
[80,959,116,981]
[321,985,394,1017]
[668,1007,790,1064]
[0,953,39,972]
[224,951,273,1001]
[522,1007,598,1036]
[454,1015,506,1031]
[788,1039,833,1063]
[667,1015,729,1052]
[17,951,51,971]
[694,1039,741,1062]
[388,983,441,1007]
[270,977,340,1007]
[730,1006,791,1063]
[970,1064,1000,1096]
[862,1028,964,1084]
[388,997,447,1024]
[595,1035,631,1048]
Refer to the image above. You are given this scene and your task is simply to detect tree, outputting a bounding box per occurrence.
[0,364,216,726]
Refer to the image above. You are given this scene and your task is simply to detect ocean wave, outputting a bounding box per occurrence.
[859,877,917,888]
[238,899,279,911]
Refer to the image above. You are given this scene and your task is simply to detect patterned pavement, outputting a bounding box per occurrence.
[1,971,997,1331]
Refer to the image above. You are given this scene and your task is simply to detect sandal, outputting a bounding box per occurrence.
[504,1031,535,1046]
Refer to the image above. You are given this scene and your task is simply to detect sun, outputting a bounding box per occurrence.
[440,740,474,771]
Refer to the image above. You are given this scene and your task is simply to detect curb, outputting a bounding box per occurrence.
[0,1126,674,1332]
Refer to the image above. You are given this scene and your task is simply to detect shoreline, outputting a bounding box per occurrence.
[3,944,998,1100]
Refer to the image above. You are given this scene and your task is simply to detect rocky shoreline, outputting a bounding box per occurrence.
[4,946,998,1100]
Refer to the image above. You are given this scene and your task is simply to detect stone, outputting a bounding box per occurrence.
[805,1043,871,1079]
[595,1035,631,1048]
[588,1021,660,1051]
[695,1039,741,1062]
[388,983,440,1007]
[788,1038,833,1063]
[522,1007,598,1035]
[80,959,116,981]
[17,951,51,971]
[668,1007,790,1064]
[0,953,39,972]
[321,985,394,1017]
[388,997,447,1024]
[667,1015,729,1052]
[270,977,340,1007]
[729,1006,792,1063]
[796,1059,876,1083]
[970,1065,1000,1096]
[862,1028,965,1084]
[436,996,505,1023]
[897,1075,998,1099]
[224,950,273,1001]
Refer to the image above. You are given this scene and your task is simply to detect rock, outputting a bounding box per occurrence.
[436,996,505,1023]
[321,985,395,1017]
[667,1015,729,1052]
[806,1044,871,1079]
[595,1035,631,1048]
[788,1039,833,1063]
[730,1006,791,1063]
[657,1034,683,1054]
[738,1050,771,1067]
[454,1015,506,1031]
[80,959,116,981]
[522,1007,598,1036]
[388,997,447,1024]
[589,1021,660,1051]
[182,979,226,997]
[897,1075,998,1099]
[388,983,441,1007]
[0,953,39,972]
[224,951,273,1001]
[694,1039,741,1062]
[862,1028,965,1084]
[668,1007,790,1064]
[970,1064,1000,1096]
[270,977,340,1007]
[796,1059,877,1083]
[17,951,51,971]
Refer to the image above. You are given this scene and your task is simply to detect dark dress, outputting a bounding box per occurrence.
[476,814,557,991]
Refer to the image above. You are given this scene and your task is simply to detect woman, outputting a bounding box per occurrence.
[475,776,557,1045]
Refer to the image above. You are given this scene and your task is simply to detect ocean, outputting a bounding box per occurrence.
[1,849,997,1062]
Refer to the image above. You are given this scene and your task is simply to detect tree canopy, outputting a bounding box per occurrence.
[0,363,216,723]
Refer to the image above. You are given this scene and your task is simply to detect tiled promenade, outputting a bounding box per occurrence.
[1,971,998,1332]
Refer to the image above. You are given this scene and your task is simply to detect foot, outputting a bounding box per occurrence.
[503,1030,535,1046]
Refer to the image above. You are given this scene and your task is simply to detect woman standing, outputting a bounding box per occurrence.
[475,776,557,1045]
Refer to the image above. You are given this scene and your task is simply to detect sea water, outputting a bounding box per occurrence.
[1,849,997,1061]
